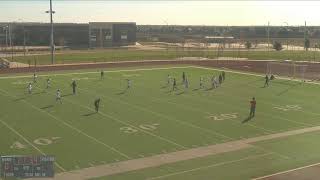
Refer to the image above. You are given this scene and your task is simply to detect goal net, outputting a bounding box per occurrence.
[266,61,308,81]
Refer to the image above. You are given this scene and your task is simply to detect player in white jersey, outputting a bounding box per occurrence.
[33,73,37,83]
[127,79,132,89]
[56,89,62,104]
[200,77,204,89]
[46,78,51,89]
[27,83,32,94]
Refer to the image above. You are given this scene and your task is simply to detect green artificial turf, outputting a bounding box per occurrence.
[1,66,320,179]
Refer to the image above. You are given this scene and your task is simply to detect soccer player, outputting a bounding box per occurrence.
[219,74,223,84]
[71,80,77,95]
[94,98,101,112]
[56,89,62,104]
[199,77,204,89]
[172,78,177,91]
[264,75,269,87]
[211,76,215,89]
[27,83,32,94]
[33,73,37,83]
[46,78,51,89]
[185,77,189,89]
[127,79,132,89]
[182,72,186,83]
[249,97,256,117]
[222,71,225,81]
[212,76,218,88]
[100,70,104,80]
[167,74,171,85]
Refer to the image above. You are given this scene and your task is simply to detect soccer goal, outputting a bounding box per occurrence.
[266,61,308,81]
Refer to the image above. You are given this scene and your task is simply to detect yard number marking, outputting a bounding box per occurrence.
[120,124,159,134]
[10,141,27,149]
[10,137,61,149]
[120,127,138,134]
[207,113,238,121]
[274,105,302,111]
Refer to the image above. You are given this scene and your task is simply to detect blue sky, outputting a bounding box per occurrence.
[1,1,320,26]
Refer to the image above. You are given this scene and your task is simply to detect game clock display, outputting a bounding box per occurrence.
[0,155,55,178]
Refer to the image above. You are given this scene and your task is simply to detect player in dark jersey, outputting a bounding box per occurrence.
[94,98,101,112]
[182,72,186,83]
[33,73,37,83]
[172,78,177,91]
[264,75,269,87]
[71,80,77,95]
[100,70,104,80]
[219,74,223,84]
[249,97,256,117]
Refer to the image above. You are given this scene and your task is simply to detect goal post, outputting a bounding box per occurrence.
[266,61,308,81]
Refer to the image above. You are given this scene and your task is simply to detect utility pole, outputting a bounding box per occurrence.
[8,23,13,61]
[304,20,307,51]
[267,21,270,51]
[304,21,306,41]
[23,26,26,58]
[50,0,54,64]
[46,0,55,64]
[283,22,289,50]
[4,26,8,47]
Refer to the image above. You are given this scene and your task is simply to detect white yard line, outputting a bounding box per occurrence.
[3,65,320,179]
[80,87,233,141]
[252,162,320,180]
[0,88,131,160]
[30,124,320,180]
[147,153,273,180]
[35,85,187,150]
[0,118,66,172]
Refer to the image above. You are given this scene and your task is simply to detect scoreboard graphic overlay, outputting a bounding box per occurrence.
[0,155,55,178]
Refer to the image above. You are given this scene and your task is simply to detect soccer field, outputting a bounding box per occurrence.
[1,66,320,180]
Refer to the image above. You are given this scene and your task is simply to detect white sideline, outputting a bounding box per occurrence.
[147,153,273,180]
[1,65,319,86]
[252,162,320,180]
[0,66,191,79]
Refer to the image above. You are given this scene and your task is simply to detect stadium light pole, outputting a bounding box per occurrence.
[18,19,27,58]
[8,23,13,61]
[304,21,307,51]
[46,0,55,64]
[283,22,289,50]
[267,21,270,52]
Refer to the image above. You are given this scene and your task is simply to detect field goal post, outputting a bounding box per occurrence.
[266,61,308,81]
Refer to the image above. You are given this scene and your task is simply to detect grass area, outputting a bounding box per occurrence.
[11,48,320,65]
[1,66,320,179]
[94,131,320,180]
